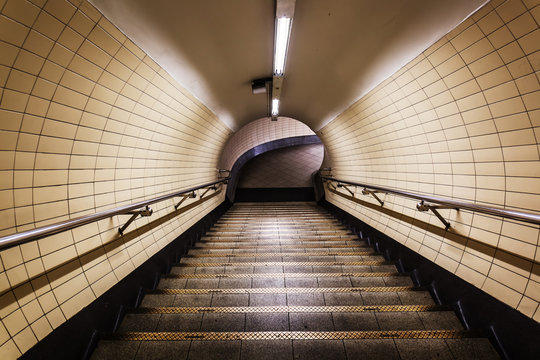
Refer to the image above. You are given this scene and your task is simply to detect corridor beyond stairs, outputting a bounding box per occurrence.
[91,203,499,359]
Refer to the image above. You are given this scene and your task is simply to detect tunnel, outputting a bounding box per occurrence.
[0,0,539,359]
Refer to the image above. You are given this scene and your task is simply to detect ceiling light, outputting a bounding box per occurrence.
[271,99,279,116]
[274,17,291,75]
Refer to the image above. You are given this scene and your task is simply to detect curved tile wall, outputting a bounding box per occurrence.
[0,0,230,357]
[219,116,315,171]
[319,0,540,322]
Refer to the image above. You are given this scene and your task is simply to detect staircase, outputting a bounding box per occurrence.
[92,202,499,359]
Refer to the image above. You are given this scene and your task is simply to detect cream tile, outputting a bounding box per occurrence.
[478,8,504,35]
[496,0,527,22]
[97,17,126,43]
[507,12,537,38]
[0,14,30,46]
[23,30,54,58]
[30,316,52,341]
[68,54,103,81]
[45,307,66,329]
[14,50,45,76]
[48,43,74,68]
[518,28,540,55]
[1,89,29,112]
[33,10,64,41]
[0,41,19,67]
[3,0,40,27]
[2,309,27,336]
[517,296,538,318]
[57,26,84,52]
[44,0,76,24]
[451,24,484,52]
[0,340,22,359]
[87,25,121,56]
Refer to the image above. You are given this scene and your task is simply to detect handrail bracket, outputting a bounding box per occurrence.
[119,206,153,235]
[416,201,457,230]
[337,183,355,197]
[362,188,385,206]
[174,192,196,210]
[200,185,218,199]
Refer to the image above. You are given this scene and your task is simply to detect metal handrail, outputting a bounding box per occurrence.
[321,176,540,226]
[0,178,230,251]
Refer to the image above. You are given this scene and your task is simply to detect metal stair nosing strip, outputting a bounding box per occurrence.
[190,245,368,250]
[174,260,393,267]
[147,286,421,294]
[129,304,452,314]
[162,272,405,279]
[182,251,377,258]
[103,329,483,341]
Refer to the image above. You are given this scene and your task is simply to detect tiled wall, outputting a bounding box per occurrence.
[219,116,315,171]
[319,0,540,321]
[0,0,231,357]
[238,144,324,188]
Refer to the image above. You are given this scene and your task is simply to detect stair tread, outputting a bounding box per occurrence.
[118,310,464,333]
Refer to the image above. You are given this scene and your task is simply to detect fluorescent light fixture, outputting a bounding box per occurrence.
[274,17,291,75]
[271,99,279,116]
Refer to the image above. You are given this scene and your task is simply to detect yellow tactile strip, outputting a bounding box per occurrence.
[206,231,352,235]
[175,261,392,267]
[184,251,375,258]
[164,272,402,279]
[131,304,450,314]
[212,226,347,230]
[149,286,416,295]
[199,237,360,242]
[191,244,367,249]
[105,330,478,341]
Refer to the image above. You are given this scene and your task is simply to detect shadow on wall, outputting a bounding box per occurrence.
[328,187,539,277]
[0,191,222,313]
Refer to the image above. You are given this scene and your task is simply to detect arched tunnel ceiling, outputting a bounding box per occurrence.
[89,0,487,131]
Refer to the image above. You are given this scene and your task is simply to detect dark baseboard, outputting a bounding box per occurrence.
[235,187,315,202]
[319,199,540,360]
[20,200,232,360]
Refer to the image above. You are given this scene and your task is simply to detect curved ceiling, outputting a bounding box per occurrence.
[90,0,487,131]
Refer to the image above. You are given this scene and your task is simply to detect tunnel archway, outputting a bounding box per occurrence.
[219,117,327,201]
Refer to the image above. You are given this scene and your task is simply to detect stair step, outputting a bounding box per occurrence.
[191,244,367,250]
[91,336,499,360]
[103,329,480,341]
[92,202,499,360]
[141,288,435,308]
[116,309,465,332]
[199,237,360,242]
[182,251,376,258]
[172,266,398,275]
[158,275,414,290]
[212,224,347,229]
[211,230,348,233]
[131,304,451,313]
[163,272,403,279]
[174,260,392,267]
[147,286,419,294]
[201,235,359,241]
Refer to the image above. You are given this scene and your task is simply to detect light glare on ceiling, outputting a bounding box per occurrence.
[274,17,291,75]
